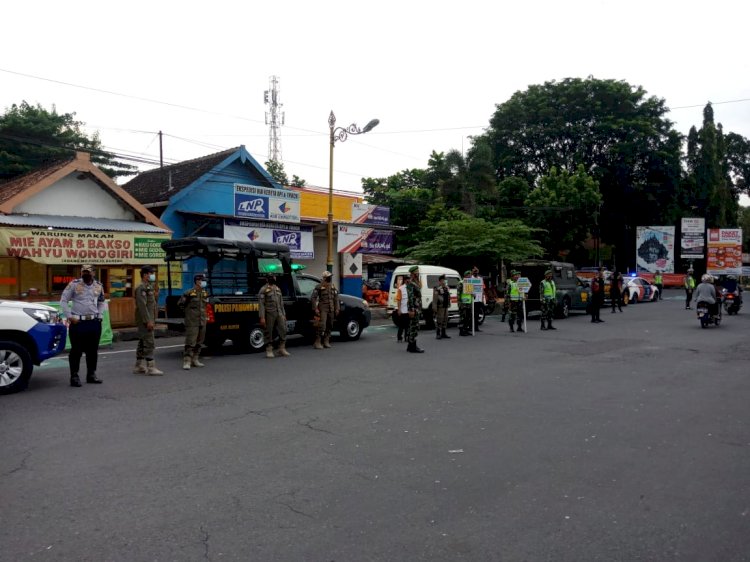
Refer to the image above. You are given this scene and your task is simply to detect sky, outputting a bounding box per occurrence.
[1,0,749,205]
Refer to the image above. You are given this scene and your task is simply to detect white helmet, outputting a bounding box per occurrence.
[701,274,712,283]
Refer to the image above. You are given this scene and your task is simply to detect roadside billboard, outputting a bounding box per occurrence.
[636,226,675,273]
[224,219,314,259]
[233,184,300,224]
[706,228,743,276]
[337,225,393,255]
[680,217,705,259]
[351,203,390,226]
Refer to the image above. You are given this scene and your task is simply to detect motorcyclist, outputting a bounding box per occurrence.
[694,274,718,317]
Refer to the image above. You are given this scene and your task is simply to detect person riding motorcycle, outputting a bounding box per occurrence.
[694,274,718,317]
[721,275,743,312]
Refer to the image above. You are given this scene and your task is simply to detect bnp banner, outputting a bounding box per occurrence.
[636,226,675,273]
[234,184,300,223]
[351,203,390,226]
[0,228,170,265]
[680,217,705,259]
[223,219,314,259]
[707,228,743,276]
[337,225,393,255]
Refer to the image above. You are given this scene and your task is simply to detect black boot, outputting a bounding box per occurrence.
[517,322,524,333]
[540,321,547,331]
[509,322,515,332]
[441,328,451,339]
[70,374,82,387]
[436,329,442,340]
[547,320,556,330]
[407,341,424,353]
[86,373,103,384]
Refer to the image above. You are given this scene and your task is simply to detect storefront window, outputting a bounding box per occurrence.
[50,265,80,292]
[19,259,48,299]
[0,258,19,298]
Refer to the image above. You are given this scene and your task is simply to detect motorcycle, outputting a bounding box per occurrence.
[722,289,742,315]
[696,300,721,328]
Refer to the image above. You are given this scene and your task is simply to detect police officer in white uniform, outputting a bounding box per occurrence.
[60,264,106,387]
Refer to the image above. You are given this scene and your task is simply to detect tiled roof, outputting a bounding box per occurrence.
[0,156,76,205]
[122,147,238,205]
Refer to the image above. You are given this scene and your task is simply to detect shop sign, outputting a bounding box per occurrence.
[223,219,314,259]
[0,228,171,265]
[352,203,390,226]
[337,225,393,255]
[234,184,300,223]
[707,228,743,276]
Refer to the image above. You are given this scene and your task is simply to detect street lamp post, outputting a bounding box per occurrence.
[327,111,379,273]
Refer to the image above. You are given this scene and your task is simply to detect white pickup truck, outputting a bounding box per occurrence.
[0,300,67,395]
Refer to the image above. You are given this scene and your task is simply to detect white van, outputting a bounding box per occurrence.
[386,265,462,328]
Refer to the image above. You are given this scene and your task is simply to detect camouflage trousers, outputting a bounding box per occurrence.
[407,313,420,344]
[540,298,556,322]
[183,323,206,357]
[507,300,523,326]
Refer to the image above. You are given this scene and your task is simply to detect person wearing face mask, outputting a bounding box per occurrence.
[134,265,164,375]
[178,273,208,370]
[60,264,106,387]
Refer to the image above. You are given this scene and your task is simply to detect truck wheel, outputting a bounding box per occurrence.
[248,327,266,352]
[556,298,570,319]
[339,315,363,341]
[0,341,33,395]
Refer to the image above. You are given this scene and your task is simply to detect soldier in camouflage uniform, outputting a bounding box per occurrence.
[134,265,164,375]
[539,269,558,331]
[432,274,451,340]
[179,273,208,369]
[258,274,290,358]
[311,271,340,349]
[405,265,424,353]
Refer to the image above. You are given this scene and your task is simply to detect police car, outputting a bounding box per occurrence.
[0,300,67,395]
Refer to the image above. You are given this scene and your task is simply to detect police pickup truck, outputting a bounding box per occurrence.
[161,237,371,351]
[0,300,67,394]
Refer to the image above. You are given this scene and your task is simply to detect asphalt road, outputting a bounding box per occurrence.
[2,292,749,561]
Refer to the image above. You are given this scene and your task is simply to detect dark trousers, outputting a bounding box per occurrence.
[685,289,693,308]
[610,291,622,311]
[395,312,408,340]
[591,297,603,321]
[656,284,663,299]
[68,320,102,376]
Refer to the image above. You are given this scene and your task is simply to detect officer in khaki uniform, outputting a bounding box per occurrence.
[258,274,290,358]
[134,265,164,375]
[311,271,340,349]
[178,273,208,370]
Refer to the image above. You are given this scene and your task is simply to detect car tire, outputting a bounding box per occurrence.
[0,341,33,395]
[422,308,435,330]
[247,326,266,352]
[630,293,638,304]
[339,315,363,341]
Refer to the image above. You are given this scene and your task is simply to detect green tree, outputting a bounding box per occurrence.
[687,104,739,228]
[0,101,136,180]
[478,77,682,266]
[496,177,531,220]
[405,214,543,264]
[724,132,750,195]
[525,165,602,258]
[738,206,750,250]
[264,159,288,185]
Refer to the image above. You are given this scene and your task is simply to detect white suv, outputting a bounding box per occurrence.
[0,300,67,395]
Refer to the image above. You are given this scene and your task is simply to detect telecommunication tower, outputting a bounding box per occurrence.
[264,75,285,162]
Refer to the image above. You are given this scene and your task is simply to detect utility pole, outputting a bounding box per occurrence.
[264,76,285,163]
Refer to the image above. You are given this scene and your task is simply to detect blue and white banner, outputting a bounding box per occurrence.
[234,184,300,224]
[224,219,314,259]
